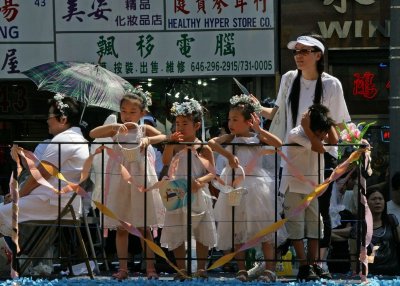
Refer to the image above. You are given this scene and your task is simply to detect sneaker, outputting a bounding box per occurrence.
[313,264,332,279]
[297,265,319,281]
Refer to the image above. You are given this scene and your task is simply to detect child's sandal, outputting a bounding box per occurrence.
[194,269,208,279]
[112,269,129,280]
[174,269,189,281]
[146,269,159,280]
[236,270,249,282]
[258,269,277,282]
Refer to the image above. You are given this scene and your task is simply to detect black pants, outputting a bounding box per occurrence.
[318,153,337,249]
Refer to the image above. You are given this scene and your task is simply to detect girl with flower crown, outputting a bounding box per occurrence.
[160,99,217,280]
[208,95,286,282]
[89,87,177,280]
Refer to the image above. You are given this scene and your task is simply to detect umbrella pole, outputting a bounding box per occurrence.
[80,103,87,125]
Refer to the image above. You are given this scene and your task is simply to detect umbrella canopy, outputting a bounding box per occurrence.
[22,61,133,112]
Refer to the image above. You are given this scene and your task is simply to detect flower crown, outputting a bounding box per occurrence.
[170,99,203,117]
[229,94,262,113]
[54,93,69,116]
[126,85,152,108]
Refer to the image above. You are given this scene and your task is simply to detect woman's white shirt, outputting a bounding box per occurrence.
[276,70,351,158]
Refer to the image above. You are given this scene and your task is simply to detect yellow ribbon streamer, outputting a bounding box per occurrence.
[19,145,367,277]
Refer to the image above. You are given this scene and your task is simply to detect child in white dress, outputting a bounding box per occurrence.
[208,94,286,282]
[160,99,217,279]
[89,88,171,280]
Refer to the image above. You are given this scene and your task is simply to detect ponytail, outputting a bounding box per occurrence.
[288,70,302,129]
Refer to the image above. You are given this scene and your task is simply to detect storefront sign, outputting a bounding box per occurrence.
[0,0,276,79]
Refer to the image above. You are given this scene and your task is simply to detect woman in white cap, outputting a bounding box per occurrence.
[260,33,351,281]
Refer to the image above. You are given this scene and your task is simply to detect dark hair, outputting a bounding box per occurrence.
[190,109,203,124]
[120,92,146,111]
[208,126,221,138]
[49,96,81,126]
[288,33,326,129]
[230,102,255,120]
[308,104,335,133]
[392,172,400,190]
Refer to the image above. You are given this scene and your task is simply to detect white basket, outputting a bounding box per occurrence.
[220,165,247,206]
[116,123,143,163]
[228,187,246,206]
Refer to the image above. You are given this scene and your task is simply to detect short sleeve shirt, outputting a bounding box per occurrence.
[280,125,324,195]
[276,70,351,158]
[31,127,89,206]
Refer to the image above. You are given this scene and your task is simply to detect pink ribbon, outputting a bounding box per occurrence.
[8,171,20,278]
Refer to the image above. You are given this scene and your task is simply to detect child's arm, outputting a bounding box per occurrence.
[161,132,184,165]
[301,113,325,153]
[208,134,239,168]
[250,113,282,148]
[89,123,121,139]
[142,126,183,151]
[326,125,339,145]
[162,144,175,166]
[192,145,216,192]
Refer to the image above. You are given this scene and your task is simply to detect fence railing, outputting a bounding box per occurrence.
[2,140,370,277]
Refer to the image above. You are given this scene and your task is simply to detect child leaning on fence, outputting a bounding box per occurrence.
[160,99,217,280]
[280,104,338,282]
[208,95,286,282]
[89,87,174,280]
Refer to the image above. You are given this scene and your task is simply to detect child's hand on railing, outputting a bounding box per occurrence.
[140,137,150,152]
[168,132,184,142]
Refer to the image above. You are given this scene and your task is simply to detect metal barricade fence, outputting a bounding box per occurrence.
[4,140,368,277]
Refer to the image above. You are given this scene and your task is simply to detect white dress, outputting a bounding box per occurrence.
[104,127,164,229]
[160,146,217,250]
[214,135,287,250]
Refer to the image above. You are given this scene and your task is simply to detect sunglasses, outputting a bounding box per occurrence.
[292,49,317,56]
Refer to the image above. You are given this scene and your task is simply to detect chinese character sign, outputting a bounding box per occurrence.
[56,30,275,77]
[1,0,276,78]
[56,0,164,31]
[353,71,378,100]
[167,0,274,30]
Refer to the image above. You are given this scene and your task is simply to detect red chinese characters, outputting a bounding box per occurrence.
[1,0,19,22]
[353,71,378,100]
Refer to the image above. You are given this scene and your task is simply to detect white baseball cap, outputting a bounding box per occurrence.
[287,36,325,54]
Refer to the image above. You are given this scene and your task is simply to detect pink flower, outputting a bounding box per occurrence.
[348,123,357,132]
[353,129,361,140]
[341,130,348,141]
